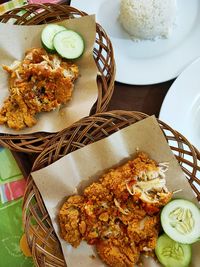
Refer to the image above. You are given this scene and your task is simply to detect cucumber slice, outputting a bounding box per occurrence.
[155,234,191,267]
[161,199,200,244]
[53,30,84,59]
[41,24,66,52]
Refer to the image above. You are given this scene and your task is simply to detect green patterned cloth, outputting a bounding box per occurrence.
[0,149,22,184]
[0,198,34,267]
[0,0,33,264]
[0,148,34,267]
[0,0,27,14]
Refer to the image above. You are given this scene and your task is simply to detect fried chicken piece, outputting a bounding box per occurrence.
[17,76,74,113]
[84,182,112,202]
[0,94,36,130]
[127,215,160,251]
[124,153,172,207]
[99,153,163,201]
[1,48,79,130]
[100,161,133,200]
[59,153,172,267]
[116,198,147,225]
[25,47,47,63]
[96,239,139,267]
[82,207,123,245]
[59,195,84,247]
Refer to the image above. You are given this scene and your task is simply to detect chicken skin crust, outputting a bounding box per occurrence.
[96,239,139,267]
[59,152,172,266]
[0,48,79,130]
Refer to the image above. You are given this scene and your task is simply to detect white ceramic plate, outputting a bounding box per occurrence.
[159,57,200,150]
[71,0,200,85]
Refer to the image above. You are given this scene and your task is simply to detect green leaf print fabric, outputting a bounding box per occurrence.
[0,147,34,267]
[0,198,34,267]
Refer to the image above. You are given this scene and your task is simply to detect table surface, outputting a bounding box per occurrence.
[108,80,174,117]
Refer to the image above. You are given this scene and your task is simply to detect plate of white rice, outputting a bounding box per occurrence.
[71,0,200,85]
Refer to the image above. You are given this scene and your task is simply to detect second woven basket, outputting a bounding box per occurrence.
[23,110,200,267]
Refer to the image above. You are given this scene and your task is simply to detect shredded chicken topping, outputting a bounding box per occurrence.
[59,152,172,267]
[0,48,79,130]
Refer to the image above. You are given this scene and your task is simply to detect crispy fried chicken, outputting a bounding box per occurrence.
[0,48,79,130]
[59,152,172,266]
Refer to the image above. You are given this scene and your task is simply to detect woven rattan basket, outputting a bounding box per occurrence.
[0,3,115,153]
[23,110,200,267]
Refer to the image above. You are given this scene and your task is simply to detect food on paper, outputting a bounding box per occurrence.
[0,48,79,130]
[59,152,172,266]
[41,24,85,59]
[161,199,200,244]
[119,0,177,40]
[155,234,192,267]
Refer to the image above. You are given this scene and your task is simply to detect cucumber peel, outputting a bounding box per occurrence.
[161,199,200,244]
[53,30,84,59]
[155,234,192,267]
[41,24,66,52]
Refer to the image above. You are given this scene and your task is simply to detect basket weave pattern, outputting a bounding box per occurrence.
[23,111,200,267]
[0,4,115,153]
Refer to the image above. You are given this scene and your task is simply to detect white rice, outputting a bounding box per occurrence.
[119,0,177,40]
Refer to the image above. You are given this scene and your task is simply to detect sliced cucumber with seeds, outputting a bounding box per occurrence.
[161,199,200,244]
[155,234,191,267]
[53,30,84,59]
[41,24,66,52]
